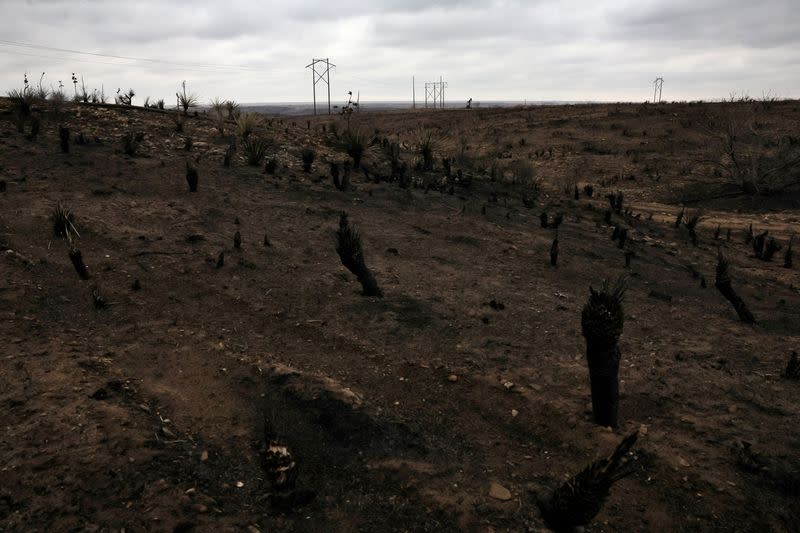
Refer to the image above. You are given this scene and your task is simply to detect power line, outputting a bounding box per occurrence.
[0,39,285,74]
[0,48,288,77]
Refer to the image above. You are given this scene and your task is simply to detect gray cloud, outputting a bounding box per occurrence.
[0,0,797,103]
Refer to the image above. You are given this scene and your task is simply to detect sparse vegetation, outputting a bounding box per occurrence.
[702,107,800,195]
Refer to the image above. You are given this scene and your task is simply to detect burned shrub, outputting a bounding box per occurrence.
[684,211,701,246]
[753,231,782,261]
[538,431,639,531]
[301,148,316,172]
[550,233,559,266]
[186,161,199,192]
[51,201,79,240]
[335,213,382,298]
[715,251,755,323]
[123,131,145,156]
[59,126,70,153]
[68,240,90,280]
[331,162,350,191]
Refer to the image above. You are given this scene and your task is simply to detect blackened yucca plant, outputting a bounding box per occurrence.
[715,251,755,323]
[59,126,70,153]
[52,201,79,240]
[335,213,382,297]
[581,277,626,427]
[68,238,90,280]
[186,161,199,192]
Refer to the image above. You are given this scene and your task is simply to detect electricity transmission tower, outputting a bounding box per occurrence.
[306,58,335,115]
[653,77,664,103]
[424,77,448,109]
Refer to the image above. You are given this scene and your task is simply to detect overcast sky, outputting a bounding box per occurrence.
[0,0,797,105]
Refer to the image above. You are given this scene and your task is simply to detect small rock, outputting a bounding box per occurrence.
[200,450,209,461]
[191,503,207,513]
[679,457,691,467]
[503,381,514,390]
[639,424,649,436]
[160,426,176,439]
[488,482,512,501]
[511,409,518,417]
[447,375,458,382]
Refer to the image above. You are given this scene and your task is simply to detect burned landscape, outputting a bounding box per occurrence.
[1,95,799,532]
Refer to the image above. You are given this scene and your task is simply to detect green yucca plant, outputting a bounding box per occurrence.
[340,128,371,168]
[225,100,240,120]
[177,81,199,115]
[243,137,270,166]
[209,101,227,137]
[209,97,226,116]
[236,112,261,140]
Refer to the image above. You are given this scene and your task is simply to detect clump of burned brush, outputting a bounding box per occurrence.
[752,230,782,261]
[538,430,640,531]
[335,212,382,297]
[715,251,755,323]
[51,201,90,280]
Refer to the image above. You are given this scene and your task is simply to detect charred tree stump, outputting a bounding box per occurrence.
[581,279,626,428]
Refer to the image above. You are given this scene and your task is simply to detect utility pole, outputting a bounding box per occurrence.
[305,58,336,115]
[653,77,664,103]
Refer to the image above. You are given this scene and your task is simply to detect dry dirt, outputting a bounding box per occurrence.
[1,98,799,532]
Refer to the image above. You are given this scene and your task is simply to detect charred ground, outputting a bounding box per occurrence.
[1,98,799,532]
